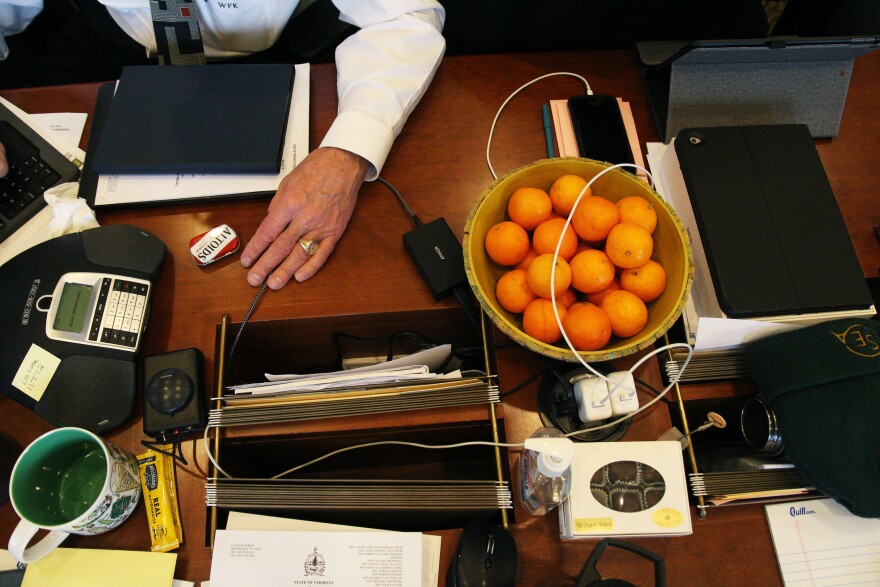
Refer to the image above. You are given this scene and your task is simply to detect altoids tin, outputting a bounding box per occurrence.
[189,224,240,266]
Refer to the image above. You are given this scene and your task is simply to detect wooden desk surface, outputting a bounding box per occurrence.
[1,49,878,585]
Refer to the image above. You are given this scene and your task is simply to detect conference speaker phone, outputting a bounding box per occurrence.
[0,225,166,432]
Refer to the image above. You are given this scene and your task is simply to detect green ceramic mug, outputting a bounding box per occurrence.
[7,427,141,563]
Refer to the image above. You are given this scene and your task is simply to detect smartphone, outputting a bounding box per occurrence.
[567,94,635,172]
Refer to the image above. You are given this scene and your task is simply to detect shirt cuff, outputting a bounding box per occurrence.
[319,109,394,181]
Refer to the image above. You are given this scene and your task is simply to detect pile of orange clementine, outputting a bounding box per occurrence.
[484,174,667,351]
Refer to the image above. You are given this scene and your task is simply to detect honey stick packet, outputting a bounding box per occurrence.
[137,446,184,552]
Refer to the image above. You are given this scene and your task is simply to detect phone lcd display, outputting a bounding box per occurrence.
[53,282,92,333]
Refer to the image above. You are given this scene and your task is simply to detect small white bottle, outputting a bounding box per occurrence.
[519,427,575,516]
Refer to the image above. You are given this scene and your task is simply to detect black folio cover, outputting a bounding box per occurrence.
[674,124,873,318]
[89,64,294,174]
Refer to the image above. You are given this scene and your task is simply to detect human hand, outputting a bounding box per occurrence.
[241,147,370,289]
[0,142,8,178]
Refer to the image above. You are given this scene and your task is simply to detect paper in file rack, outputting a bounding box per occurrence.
[210,373,499,428]
[664,347,747,383]
[689,469,819,508]
[206,479,513,511]
[230,365,450,394]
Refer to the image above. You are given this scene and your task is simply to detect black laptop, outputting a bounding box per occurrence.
[0,102,81,244]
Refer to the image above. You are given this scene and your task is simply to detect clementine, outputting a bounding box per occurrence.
[617,196,657,233]
[620,260,667,302]
[585,279,621,306]
[532,218,578,260]
[561,302,612,351]
[605,222,653,269]
[571,195,620,242]
[484,221,530,266]
[522,298,567,344]
[514,246,539,271]
[526,253,572,299]
[507,187,552,230]
[495,269,535,313]
[556,287,579,308]
[548,174,590,217]
[600,290,648,338]
[570,249,615,294]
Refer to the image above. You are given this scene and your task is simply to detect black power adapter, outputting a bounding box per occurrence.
[403,217,467,299]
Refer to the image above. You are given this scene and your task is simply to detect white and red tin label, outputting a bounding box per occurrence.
[189,224,240,266]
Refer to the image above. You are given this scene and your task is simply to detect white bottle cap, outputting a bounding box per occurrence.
[524,437,575,477]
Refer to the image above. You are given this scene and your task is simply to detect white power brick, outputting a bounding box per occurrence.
[607,371,639,415]
[573,376,612,422]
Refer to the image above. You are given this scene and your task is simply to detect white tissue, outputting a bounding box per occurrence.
[0,181,99,267]
[44,181,99,237]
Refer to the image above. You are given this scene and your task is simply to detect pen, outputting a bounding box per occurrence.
[542,104,555,158]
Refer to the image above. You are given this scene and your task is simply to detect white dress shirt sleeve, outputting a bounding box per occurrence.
[0,0,43,61]
[319,0,445,180]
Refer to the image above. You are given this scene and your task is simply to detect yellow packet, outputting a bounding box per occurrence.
[137,446,184,552]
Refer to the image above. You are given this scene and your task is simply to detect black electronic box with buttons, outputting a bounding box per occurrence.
[143,348,207,440]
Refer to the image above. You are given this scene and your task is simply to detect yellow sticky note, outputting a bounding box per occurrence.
[574,518,614,533]
[22,548,177,587]
[11,344,61,402]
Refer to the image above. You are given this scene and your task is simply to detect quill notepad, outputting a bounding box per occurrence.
[90,64,294,174]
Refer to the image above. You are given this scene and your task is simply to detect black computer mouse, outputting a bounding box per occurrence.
[446,520,517,587]
[145,368,194,415]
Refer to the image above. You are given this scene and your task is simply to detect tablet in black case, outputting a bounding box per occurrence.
[674,124,873,318]
[90,64,294,175]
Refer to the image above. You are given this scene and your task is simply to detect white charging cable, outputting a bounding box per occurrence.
[202,425,525,480]
[203,74,694,479]
[486,72,592,180]
[546,162,694,436]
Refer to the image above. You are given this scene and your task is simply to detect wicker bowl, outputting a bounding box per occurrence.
[463,158,693,362]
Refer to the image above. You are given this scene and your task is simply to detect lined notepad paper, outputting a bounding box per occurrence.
[765,498,880,586]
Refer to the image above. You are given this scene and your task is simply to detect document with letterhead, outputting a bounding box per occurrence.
[225,511,440,587]
[209,529,422,587]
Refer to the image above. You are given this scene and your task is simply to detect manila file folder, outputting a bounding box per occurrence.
[90,64,294,174]
[674,124,873,319]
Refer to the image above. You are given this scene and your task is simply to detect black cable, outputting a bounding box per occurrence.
[453,283,482,331]
[499,369,543,399]
[141,439,188,466]
[377,175,423,226]
[142,426,206,466]
[634,375,676,404]
[226,280,270,385]
[331,330,440,369]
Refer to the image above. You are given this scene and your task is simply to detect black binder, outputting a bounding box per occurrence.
[89,64,294,174]
[674,124,873,318]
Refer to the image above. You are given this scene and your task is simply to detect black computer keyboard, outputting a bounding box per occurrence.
[0,121,61,222]
[0,108,80,244]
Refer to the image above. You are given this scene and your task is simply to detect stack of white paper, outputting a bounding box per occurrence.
[210,345,499,428]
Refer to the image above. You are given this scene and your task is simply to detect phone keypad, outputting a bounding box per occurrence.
[88,278,148,348]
